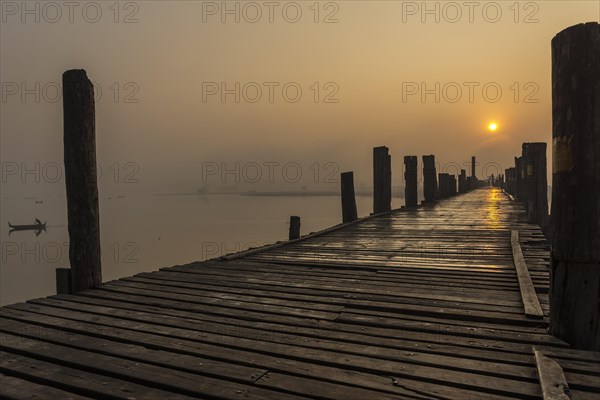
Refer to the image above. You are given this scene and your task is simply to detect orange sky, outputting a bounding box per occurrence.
[1,1,598,194]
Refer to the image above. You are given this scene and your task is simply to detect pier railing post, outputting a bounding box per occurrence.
[289,216,301,240]
[373,146,391,213]
[549,22,600,351]
[404,156,418,207]
[422,155,437,202]
[341,171,358,223]
[63,69,102,293]
[522,142,548,228]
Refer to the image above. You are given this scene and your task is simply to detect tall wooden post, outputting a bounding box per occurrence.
[341,172,358,223]
[550,22,600,351]
[63,69,101,293]
[422,155,437,202]
[289,216,301,240]
[373,146,391,213]
[522,142,548,227]
[404,156,418,207]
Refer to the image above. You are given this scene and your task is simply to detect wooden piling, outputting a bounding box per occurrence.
[63,69,102,293]
[373,146,391,213]
[522,143,548,228]
[289,216,301,240]
[549,22,600,351]
[340,172,358,223]
[422,155,437,202]
[403,156,418,207]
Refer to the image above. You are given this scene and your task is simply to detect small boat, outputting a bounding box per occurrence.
[8,221,46,231]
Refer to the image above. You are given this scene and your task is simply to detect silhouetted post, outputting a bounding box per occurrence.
[373,146,391,213]
[422,155,437,202]
[404,156,418,207]
[340,172,358,223]
[289,216,301,240]
[522,142,548,227]
[515,156,523,199]
[63,69,101,293]
[55,268,71,294]
[550,22,600,351]
[458,169,467,193]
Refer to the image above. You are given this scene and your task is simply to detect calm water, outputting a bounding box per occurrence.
[0,193,397,306]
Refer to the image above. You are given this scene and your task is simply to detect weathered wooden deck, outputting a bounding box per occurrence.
[1,187,599,399]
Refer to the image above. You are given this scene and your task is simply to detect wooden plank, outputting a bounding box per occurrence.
[0,308,537,383]
[0,332,306,400]
[0,317,266,384]
[534,349,571,400]
[511,230,544,318]
[0,304,537,396]
[0,352,199,400]
[0,307,516,400]
[0,373,93,400]
[15,297,550,357]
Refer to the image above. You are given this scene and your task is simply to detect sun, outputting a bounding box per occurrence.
[488,122,498,132]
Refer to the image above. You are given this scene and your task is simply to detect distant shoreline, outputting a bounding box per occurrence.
[154,190,404,198]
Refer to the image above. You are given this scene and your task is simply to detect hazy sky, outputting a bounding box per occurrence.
[1,1,598,195]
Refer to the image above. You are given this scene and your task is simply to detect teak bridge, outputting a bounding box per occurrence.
[1,22,598,400]
[1,188,599,399]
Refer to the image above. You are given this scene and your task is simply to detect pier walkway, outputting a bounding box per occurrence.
[1,188,599,399]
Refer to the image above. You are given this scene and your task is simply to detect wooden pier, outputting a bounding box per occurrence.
[1,188,599,400]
